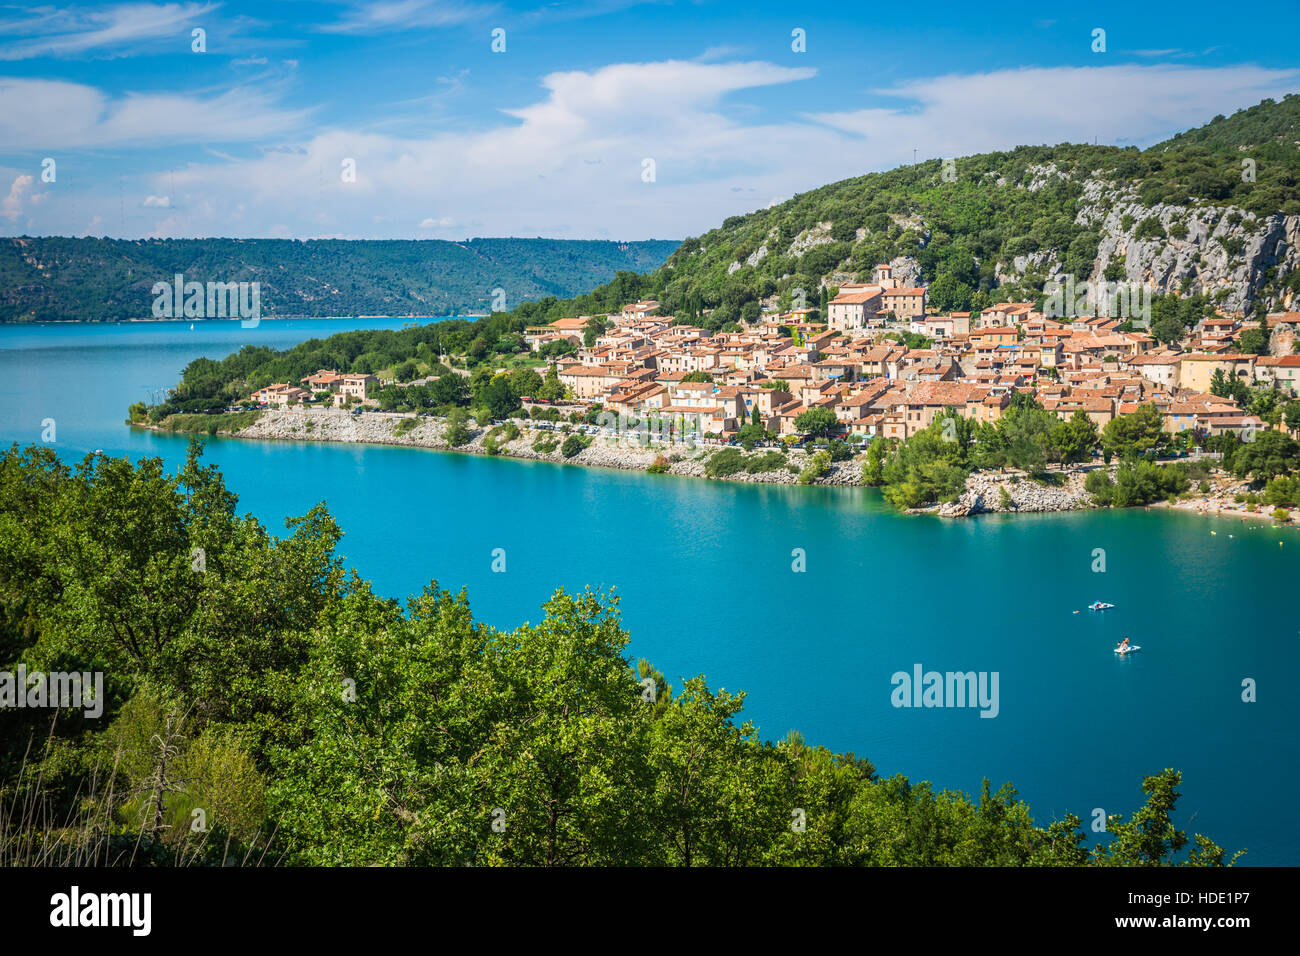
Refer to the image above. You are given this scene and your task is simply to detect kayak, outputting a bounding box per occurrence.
[1114,645,1141,655]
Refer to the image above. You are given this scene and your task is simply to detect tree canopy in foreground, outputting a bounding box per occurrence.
[0,442,1241,866]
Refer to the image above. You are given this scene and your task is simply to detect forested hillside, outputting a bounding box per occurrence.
[1151,94,1300,157]
[0,237,679,323]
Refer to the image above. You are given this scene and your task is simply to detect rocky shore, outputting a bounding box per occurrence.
[212,407,869,487]
[147,407,1282,524]
[931,469,1095,517]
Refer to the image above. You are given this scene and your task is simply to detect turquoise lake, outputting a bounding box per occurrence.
[2,319,1297,863]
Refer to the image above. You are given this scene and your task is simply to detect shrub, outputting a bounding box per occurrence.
[647,455,669,474]
[1264,475,1300,507]
[705,448,748,478]
[745,451,787,474]
[826,439,854,462]
[489,421,520,443]
[1085,468,1115,505]
[798,450,832,484]
[1134,217,1165,241]
[484,420,519,456]
[1105,461,1189,507]
[561,434,586,458]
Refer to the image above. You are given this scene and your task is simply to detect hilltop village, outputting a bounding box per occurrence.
[244,264,1299,442]
[489,263,1293,443]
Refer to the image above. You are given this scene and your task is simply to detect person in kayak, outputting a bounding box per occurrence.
[1117,636,1130,650]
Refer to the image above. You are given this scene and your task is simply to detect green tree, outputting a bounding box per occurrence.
[1237,326,1269,355]
[1231,428,1300,479]
[793,407,839,437]
[647,678,788,866]
[1101,404,1165,460]
[479,376,520,419]
[508,367,544,398]
[1092,769,1241,866]
[927,274,975,313]
[1151,312,1186,346]
[429,372,469,406]
[862,439,886,485]
[445,408,471,446]
[1051,410,1100,465]
[537,365,567,402]
[583,317,611,348]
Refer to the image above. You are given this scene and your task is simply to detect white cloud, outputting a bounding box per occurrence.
[319,1,495,35]
[0,2,215,61]
[138,58,823,238]
[20,61,1300,240]
[0,78,312,148]
[143,194,171,207]
[696,45,746,62]
[2,173,33,221]
[806,65,1300,158]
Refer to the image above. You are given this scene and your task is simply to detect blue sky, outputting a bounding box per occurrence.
[1,0,1297,240]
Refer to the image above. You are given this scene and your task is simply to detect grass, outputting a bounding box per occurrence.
[488,354,549,372]
[1,730,278,868]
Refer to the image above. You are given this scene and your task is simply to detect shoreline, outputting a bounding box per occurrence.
[137,407,1297,527]
[137,406,868,488]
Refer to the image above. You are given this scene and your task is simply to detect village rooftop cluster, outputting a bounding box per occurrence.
[248,263,1300,444]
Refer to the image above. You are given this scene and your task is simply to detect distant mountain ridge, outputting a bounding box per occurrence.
[0,237,680,323]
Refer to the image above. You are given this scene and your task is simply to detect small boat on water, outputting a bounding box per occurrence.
[1114,645,1141,655]
[1088,601,1115,611]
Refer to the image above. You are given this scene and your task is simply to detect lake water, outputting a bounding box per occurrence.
[2,319,1298,863]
